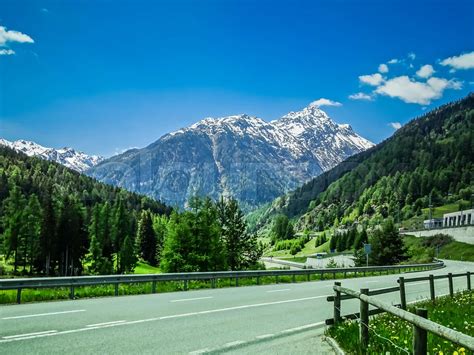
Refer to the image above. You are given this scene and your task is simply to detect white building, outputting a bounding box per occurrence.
[423,218,443,229]
[443,208,474,227]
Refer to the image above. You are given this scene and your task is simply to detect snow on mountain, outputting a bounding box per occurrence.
[88,102,374,209]
[0,138,104,172]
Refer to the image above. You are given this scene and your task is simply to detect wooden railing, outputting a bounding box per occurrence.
[325,272,474,354]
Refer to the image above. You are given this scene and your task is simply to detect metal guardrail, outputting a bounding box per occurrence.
[326,271,474,354]
[0,261,444,304]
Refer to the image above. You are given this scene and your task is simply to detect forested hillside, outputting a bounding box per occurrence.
[0,147,262,276]
[251,93,473,232]
[0,146,171,276]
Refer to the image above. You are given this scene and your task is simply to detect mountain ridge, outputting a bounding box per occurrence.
[88,103,373,209]
[0,138,104,173]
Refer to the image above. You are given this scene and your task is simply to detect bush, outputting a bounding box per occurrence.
[421,234,453,249]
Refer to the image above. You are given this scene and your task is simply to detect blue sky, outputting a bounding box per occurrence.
[1,0,473,156]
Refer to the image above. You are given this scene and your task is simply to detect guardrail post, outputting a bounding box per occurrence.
[184,280,188,291]
[114,283,119,296]
[334,282,341,325]
[152,280,157,294]
[448,273,453,297]
[211,278,216,288]
[256,276,260,285]
[307,273,310,282]
[467,271,471,290]
[413,308,428,355]
[429,275,435,302]
[399,277,407,310]
[333,271,336,280]
[69,285,75,300]
[17,288,22,304]
[292,274,296,283]
[276,275,279,284]
[360,288,369,353]
[235,277,239,287]
[320,271,324,280]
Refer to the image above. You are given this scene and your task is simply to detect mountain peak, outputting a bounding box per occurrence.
[0,138,104,172]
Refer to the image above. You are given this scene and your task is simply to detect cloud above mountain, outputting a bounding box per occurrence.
[350,51,471,105]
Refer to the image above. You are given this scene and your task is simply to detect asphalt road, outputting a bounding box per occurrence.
[0,260,472,354]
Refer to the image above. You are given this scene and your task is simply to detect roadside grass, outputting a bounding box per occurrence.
[134,262,161,274]
[404,235,474,263]
[0,267,425,305]
[326,290,473,355]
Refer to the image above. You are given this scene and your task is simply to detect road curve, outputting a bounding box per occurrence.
[0,260,472,354]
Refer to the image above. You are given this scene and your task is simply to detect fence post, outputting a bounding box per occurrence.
[16,288,22,304]
[69,285,75,300]
[429,274,435,302]
[399,277,407,310]
[467,271,471,290]
[360,288,369,353]
[413,308,428,355]
[334,282,341,325]
[448,273,453,297]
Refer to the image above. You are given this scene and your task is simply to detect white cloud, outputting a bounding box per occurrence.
[0,26,34,46]
[387,58,399,64]
[310,98,342,107]
[378,63,389,73]
[416,64,435,78]
[0,49,15,55]
[375,75,462,105]
[389,122,402,130]
[440,51,474,71]
[408,52,416,60]
[349,92,373,101]
[359,73,384,86]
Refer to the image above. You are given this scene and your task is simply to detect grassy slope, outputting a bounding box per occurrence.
[134,262,161,274]
[404,235,474,262]
[263,238,331,258]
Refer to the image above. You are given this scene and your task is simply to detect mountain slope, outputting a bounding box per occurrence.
[249,93,473,233]
[0,138,104,172]
[88,103,373,209]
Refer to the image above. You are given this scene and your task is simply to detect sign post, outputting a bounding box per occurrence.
[363,243,371,267]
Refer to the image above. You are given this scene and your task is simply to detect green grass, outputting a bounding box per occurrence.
[134,262,161,274]
[326,290,473,355]
[404,235,474,262]
[278,256,308,263]
[263,238,331,258]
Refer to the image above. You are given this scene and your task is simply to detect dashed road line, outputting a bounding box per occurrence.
[3,330,57,339]
[2,310,86,320]
[170,296,214,303]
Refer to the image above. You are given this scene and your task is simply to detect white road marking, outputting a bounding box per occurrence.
[170,296,213,303]
[3,330,57,339]
[266,288,291,293]
[0,295,330,344]
[223,340,245,347]
[86,320,126,327]
[2,309,85,320]
[188,321,325,354]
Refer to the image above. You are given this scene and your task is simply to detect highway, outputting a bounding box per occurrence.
[0,260,472,354]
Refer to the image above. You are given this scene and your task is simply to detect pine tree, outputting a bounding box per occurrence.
[137,210,157,265]
[20,195,42,273]
[119,235,137,273]
[369,218,406,265]
[1,185,26,272]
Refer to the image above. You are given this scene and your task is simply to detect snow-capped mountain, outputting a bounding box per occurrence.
[0,138,104,172]
[88,102,374,209]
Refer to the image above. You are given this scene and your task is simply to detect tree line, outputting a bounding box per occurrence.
[0,147,261,276]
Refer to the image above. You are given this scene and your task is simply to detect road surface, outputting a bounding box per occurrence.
[0,260,472,354]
